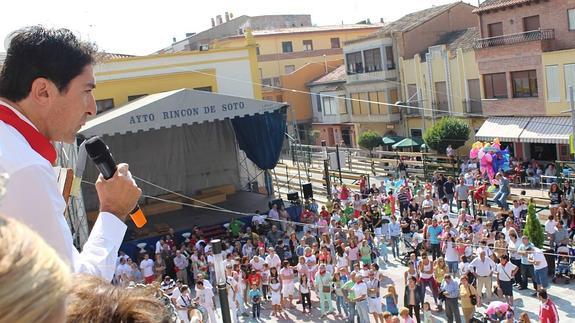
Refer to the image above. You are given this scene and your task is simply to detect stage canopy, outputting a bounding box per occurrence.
[79,89,287,211]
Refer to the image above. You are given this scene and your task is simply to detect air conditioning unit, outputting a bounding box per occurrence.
[199,44,209,51]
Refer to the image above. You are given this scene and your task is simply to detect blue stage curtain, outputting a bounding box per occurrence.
[231,106,287,170]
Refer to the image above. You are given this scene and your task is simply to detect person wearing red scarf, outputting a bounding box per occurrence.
[0,26,141,281]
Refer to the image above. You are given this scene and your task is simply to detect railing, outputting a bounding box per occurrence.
[463,100,483,114]
[474,29,554,49]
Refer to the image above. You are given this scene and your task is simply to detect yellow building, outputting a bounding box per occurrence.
[542,48,575,116]
[93,40,260,113]
[399,27,484,153]
[212,24,381,126]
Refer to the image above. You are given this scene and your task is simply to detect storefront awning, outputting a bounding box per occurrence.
[519,116,571,144]
[475,117,530,142]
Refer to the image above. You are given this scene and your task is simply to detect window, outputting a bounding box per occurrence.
[568,9,575,31]
[467,79,482,112]
[303,40,313,51]
[483,73,508,99]
[488,22,503,37]
[565,64,575,99]
[351,93,361,115]
[363,48,382,72]
[346,51,363,74]
[385,46,395,70]
[389,88,399,113]
[435,82,448,112]
[261,78,272,87]
[284,65,295,74]
[256,46,260,55]
[316,94,322,112]
[338,95,347,114]
[545,65,560,102]
[411,129,423,138]
[193,86,212,92]
[128,94,146,101]
[511,70,538,98]
[272,77,281,87]
[322,96,337,115]
[95,99,114,114]
[281,41,293,53]
[330,37,340,49]
[369,92,381,114]
[359,92,369,115]
[523,15,540,32]
[276,95,283,102]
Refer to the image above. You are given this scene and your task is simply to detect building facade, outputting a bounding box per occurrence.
[473,0,575,161]
[400,27,484,153]
[307,2,477,147]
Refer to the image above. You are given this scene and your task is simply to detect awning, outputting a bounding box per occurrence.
[519,116,571,144]
[80,88,286,137]
[392,137,423,149]
[475,117,530,142]
[382,135,405,145]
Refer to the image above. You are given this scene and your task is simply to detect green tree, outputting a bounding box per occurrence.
[358,130,382,157]
[423,117,470,154]
[523,201,545,248]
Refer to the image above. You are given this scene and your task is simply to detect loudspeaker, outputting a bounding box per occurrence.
[287,191,299,202]
[302,183,313,199]
[268,198,284,209]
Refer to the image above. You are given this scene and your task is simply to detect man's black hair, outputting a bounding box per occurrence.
[0,26,97,101]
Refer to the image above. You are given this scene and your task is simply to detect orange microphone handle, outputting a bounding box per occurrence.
[129,205,147,228]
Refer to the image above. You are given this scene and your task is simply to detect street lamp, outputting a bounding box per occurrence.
[321,140,331,197]
[211,239,231,323]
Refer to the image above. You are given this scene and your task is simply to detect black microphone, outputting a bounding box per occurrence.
[84,136,146,228]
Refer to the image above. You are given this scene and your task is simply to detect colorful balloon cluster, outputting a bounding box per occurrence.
[469,138,511,181]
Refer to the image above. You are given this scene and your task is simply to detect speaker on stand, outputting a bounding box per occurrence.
[302,183,313,200]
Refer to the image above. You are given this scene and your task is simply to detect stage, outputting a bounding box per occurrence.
[124,191,270,239]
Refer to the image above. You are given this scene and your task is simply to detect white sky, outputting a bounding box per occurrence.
[2,0,476,55]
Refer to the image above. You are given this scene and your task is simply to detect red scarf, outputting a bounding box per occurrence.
[0,105,56,165]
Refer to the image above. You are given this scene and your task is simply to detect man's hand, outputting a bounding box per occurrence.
[96,163,142,221]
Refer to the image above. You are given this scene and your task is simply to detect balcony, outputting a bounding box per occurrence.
[346,68,398,84]
[474,29,554,49]
[463,100,483,114]
[433,103,450,116]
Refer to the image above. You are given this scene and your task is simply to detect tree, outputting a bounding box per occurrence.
[423,117,470,154]
[358,130,382,157]
[523,201,545,248]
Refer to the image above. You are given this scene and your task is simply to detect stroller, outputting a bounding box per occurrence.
[552,245,574,284]
[399,238,417,266]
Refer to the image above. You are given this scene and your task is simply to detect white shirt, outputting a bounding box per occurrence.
[250,257,264,271]
[140,258,155,277]
[545,220,557,235]
[352,281,368,299]
[265,253,281,270]
[0,102,127,281]
[495,262,517,282]
[533,250,548,270]
[470,256,495,277]
[196,287,215,309]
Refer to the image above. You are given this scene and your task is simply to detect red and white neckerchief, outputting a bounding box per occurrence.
[0,104,56,165]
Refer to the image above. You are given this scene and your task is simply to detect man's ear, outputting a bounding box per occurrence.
[29,77,57,108]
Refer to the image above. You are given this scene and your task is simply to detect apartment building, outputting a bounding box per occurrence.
[473,0,575,161]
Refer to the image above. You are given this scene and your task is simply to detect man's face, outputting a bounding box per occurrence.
[46,65,97,142]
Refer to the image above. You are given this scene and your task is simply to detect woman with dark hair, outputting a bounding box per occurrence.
[548,182,563,217]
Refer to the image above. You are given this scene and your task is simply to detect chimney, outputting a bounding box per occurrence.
[172,37,176,43]
[185,32,196,38]
[216,15,223,25]
[380,18,384,23]
[229,12,234,19]
[225,12,230,22]
[211,18,215,27]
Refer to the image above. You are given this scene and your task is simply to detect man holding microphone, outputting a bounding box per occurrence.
[0,26,141,281]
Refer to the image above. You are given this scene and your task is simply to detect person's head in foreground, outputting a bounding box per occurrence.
[66,274,176,322]
[0,215,70,323]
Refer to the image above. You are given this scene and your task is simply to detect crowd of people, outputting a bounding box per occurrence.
[113,159,573,323]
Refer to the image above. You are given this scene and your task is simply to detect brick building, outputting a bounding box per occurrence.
[474,0,575,161]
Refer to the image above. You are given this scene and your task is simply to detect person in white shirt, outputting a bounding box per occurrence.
[531,248,549,290]
[265,247,282,271]
[495,255,518,306]
[250,255,265,272]
[115,257,132,286]
[0,26,141,282]
[352,274,370,323]
[139,253,155,284]
[195,280,217,323]
[470,250,496,303]
[175,285,192,323]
